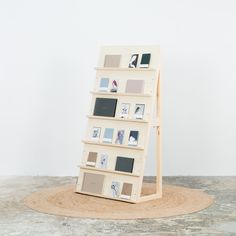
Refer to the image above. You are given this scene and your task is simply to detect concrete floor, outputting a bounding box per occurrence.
[0,176,235,236]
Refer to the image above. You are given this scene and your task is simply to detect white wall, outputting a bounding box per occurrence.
[0,0,235,176]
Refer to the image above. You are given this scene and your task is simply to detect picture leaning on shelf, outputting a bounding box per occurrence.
[128,54,139,68]
[99,77,109,91]
[140,53,151,68]
[115,156,134,173]
[128,130,139,146]
[99,153,108,169]
[119,103,130,118]
[93,98,117,117]
[115,130,125,145]
[110,79,118,92]
[81,172,105,195]
[103,128,114,143]
[121,183,133,200]
[125,80,144,94]
[91,127,101,141]
[134,104,145,119]
[111,181,120,198]
[104,55,121,68]
[86,152,97,167]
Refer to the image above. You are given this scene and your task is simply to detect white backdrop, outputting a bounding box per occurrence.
[0,0,235,176]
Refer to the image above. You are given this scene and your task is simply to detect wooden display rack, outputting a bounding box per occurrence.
[76,45,162,203]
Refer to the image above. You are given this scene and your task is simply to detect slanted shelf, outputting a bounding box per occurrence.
[76,45,162,203]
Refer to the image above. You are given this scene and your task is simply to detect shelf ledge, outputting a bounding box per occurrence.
[87,115,149,123]
[95,67,157,72]
[82,140,144,150]
[90,91,152,97]
[79,165,140,177]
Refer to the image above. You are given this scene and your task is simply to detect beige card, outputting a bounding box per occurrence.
[121,183,132,199]
[104,55,121,67]
[81,173,105,194]
[125,80,144,94]
[86,152,97,167]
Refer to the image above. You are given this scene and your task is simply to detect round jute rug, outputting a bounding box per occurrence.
[24,183,214,219]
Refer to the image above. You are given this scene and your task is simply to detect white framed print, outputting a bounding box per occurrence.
[133,104,145,119]
[119,103,130,118]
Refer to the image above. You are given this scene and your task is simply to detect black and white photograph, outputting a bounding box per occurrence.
[128,130,139,146]
[134,104,145,119]
[128,54,139,68]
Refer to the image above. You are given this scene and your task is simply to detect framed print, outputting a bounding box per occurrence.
[115,156,134,173]
[120,183,132,200]
[91,127,101,141]
[119,103,130,118]
[103,128,114,143]
[81,173,105,194]
[86,152,97,167]
[134,104,145,119]
[110,181,120,198]
[140,53,151,68]
[104,55,121,67]
[93,98,117,117]
[99,77,109,91]
[125,80,144,94]
[99,153,108,169]
[110,79,118,93]
[128,130,139,146]
[128,54,139,68]
[115,130,125,145]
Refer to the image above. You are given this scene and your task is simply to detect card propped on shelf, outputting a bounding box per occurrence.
[104,55,121,67]
[134,104,145,119]
[125,80,144,94]
[99,78,109,91]
[119,103,130,118]
[140,53,151,68]
[103,128,114,143]
[86,152,97,167]
[128,130,139,146]
[115,156,134,173]
[110,79,118,92]
[115,130,125,145]
[121,183,133,200]
[91,127,101,141]
[81,172,105,194]
[128,54,139,68]
[99,153,108,169]
[93,98,117,117]
[111,181,120,198]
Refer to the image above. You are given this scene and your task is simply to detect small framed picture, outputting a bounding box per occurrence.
[86,152,97,167]
[110,181,120,198]
[110,79,118,92]
[128,54,139,68]
[134,104,145,119]
[120,183,132,200]
[115,130,125,145]
[91,127,101,141]
[119,103,130,118]
[103,128,114,143]
[99,153,108,169]
[99,77,109,91]
[128,130,139,146]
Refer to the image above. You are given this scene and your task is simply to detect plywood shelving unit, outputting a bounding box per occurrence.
[76,45,162,203]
